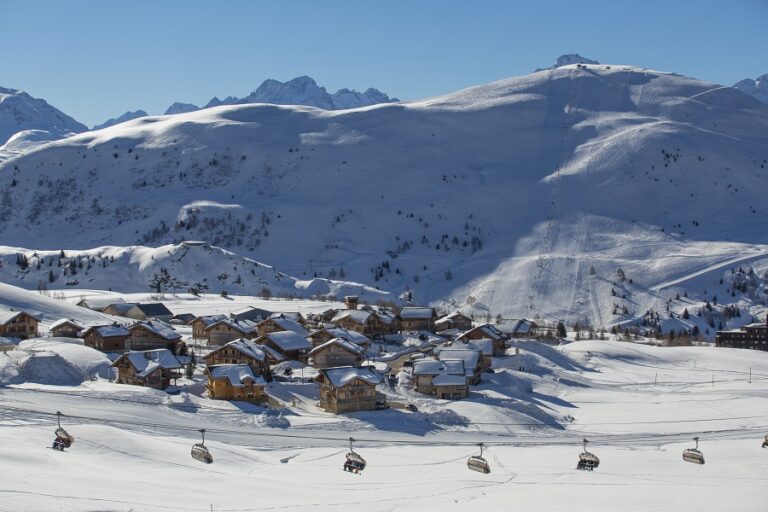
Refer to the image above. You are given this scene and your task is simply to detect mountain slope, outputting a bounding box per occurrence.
[2,64,768,327]
[0,86,86,146]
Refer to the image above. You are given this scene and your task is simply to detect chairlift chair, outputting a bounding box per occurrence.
[576,439,599,471]
[467,443,491,474]
[344,437,367,474]
[762,434,768,449]
[191,429,213,464]
[52,411,74,451]
[682,437,705,465]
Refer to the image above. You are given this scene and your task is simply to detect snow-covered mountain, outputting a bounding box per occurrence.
[0,86,86,146]
[2,62,768,330]
[0,242,392,302]
[93,110,148,130]
[733,73,768,104]
[537,54,599,71]
[167,76,397,114]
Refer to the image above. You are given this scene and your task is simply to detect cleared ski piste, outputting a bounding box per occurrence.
[1,338,767,511]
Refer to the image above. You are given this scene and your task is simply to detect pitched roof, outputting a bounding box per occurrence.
[83,324,130,338]
[208,364,265,387]
[49,318,84,330]
[134,303,173,317]
[318,366,381,387]
[465,338,494,355]
[114,349,181,377]
[192,314,227,326]
[458,324,505,341]
[266,317,309,337]
[331,309,371,324]
[262,330,311,352]
[207,338,266,362]
[77,297,126,310]
[309,337,366,357]
[437,348,481,375]
[374,309,397,325]
[435,311,472,326]
[129,321,181,340]
[513,319,536,334]
[269,311,304,323]
[310,327,371,345]
[206,318,258,334]
[0,310,40,324]
[432,373,469,386]
[230,306,272,322]
[105,303,140,315]
[399,307,436,320]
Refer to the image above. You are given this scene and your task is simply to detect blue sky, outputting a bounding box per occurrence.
[1,0,766,127]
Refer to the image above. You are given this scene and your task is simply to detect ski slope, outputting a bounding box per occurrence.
[0,339,766,511]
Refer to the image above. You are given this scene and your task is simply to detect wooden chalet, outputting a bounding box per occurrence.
[190,315,227,340]
[411,359,469,399]
[82,324,130,352]
[399,307,438,332]
[0,311,40,340]
[309,337,366,369]
[435,311,473,332]
[716,318,768,351]
[126,321,182,351]
[230,306,272,323]
[49,318,83,338]
[256,315,309,337]
[205,318,258,346]
[76,297,126,312]
[258,331,311,362]
[204,338,270,375]
[206,364,267,403]
[457,324,508,356]
[330,309,375,335]
[315,366,382,414]
[112,349,182,390]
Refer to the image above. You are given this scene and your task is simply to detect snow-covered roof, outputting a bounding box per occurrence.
[513,319,536,334]
[115,349,181,377]
[0,310,39,324]
[437,348,480,375]
[208,338,267,361]
[261,344,286,362]
[309,337,366,356]
[465,339,494,355]
[106,303,139,315]
[399,307,435,320]
[231,306,271,321]
[49,318,83,330]
[208,364,265,387]
[262,330,311,352]
[129,320,181,340]
[134,303,173,317]
[459,324,505,341]
[374,309,397,325]
[206,318,258,334]
[83,324,130,338]
[192,314,227,326]
[331,309,372,324]
[269,311,305,323]
[412,358,445,375]
[432,373,468,386]
[267,317,309,336]
[78,297,126,310]
[319,366,381,387]
[322,327,371,345]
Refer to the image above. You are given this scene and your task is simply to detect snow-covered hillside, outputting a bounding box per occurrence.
[0,242,392,302]
[2,63,768,329]
[92,110,148,130]
[734,73,768,104]
[0,86,86,146]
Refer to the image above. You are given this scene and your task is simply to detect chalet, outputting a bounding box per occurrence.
[206,364,267,403]
[112,349,182,390]
[126,321,182,351]
[437,347,484,384]
[457,324,508,356]
[190,315,227,340]
[307,327,371,349]
[205,318,258,346]
[204,338,269,375]
[412,358,469,399]
[269,311,307,325]
[259,331,312,362]
[435,311,473,332]
[49,318,83,338]
[330,309,375,335]
[230,306,272,323]
[82,324,130,352]
[76,297,126,312]
[0,311,40,340]
[463,339,494,369]
[716,318,768,352]
[134,303,173,322]
[372,308,399,335]
[399,307,438,332]
[509,319,538,339]
[315,366,382,414]
[256,315,309,337]
[170,313,196,325]
[309,338,366,369]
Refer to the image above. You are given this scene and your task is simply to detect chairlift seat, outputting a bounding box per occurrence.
[467,455,491,474]
[346,451,366,467]
[762,435,768,448]
[191,443,213,464]
[577,452,600,470]
[55,427,74,448]
[682,448,705,465]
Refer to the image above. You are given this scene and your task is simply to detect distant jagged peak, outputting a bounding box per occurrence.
[164,102,199,115]
[0,84,87,146]
[733,73,768,104]
[536,54,600,72]
[92,110,148,131]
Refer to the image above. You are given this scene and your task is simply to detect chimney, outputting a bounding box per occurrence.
[345,295,359,310]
